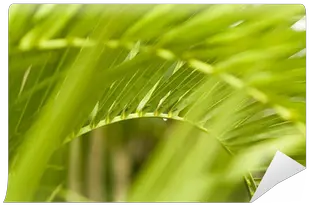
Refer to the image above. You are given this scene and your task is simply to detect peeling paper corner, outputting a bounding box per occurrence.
[250,151,306,202]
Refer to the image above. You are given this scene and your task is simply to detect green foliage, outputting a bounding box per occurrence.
[8,4,306,202]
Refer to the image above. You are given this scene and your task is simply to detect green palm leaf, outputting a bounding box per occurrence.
[8,4,305,202]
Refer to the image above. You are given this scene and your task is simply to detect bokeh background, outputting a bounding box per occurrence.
[8,4,306,202]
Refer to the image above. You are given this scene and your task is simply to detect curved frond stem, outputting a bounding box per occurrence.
[66,111,259,196]
[64,112,208,144]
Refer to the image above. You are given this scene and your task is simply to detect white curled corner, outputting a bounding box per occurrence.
[250,151,306,202]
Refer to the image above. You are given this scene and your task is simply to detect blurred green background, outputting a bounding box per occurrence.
[8,4,306,202]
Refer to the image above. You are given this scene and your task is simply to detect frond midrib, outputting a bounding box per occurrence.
[29,37,305,136]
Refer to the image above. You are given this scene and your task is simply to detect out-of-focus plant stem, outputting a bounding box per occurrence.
[112,146,131,202]
[66,138,82,202]
[86,128,105,201]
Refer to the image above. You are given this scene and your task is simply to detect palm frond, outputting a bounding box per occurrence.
[8,4,306,202]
